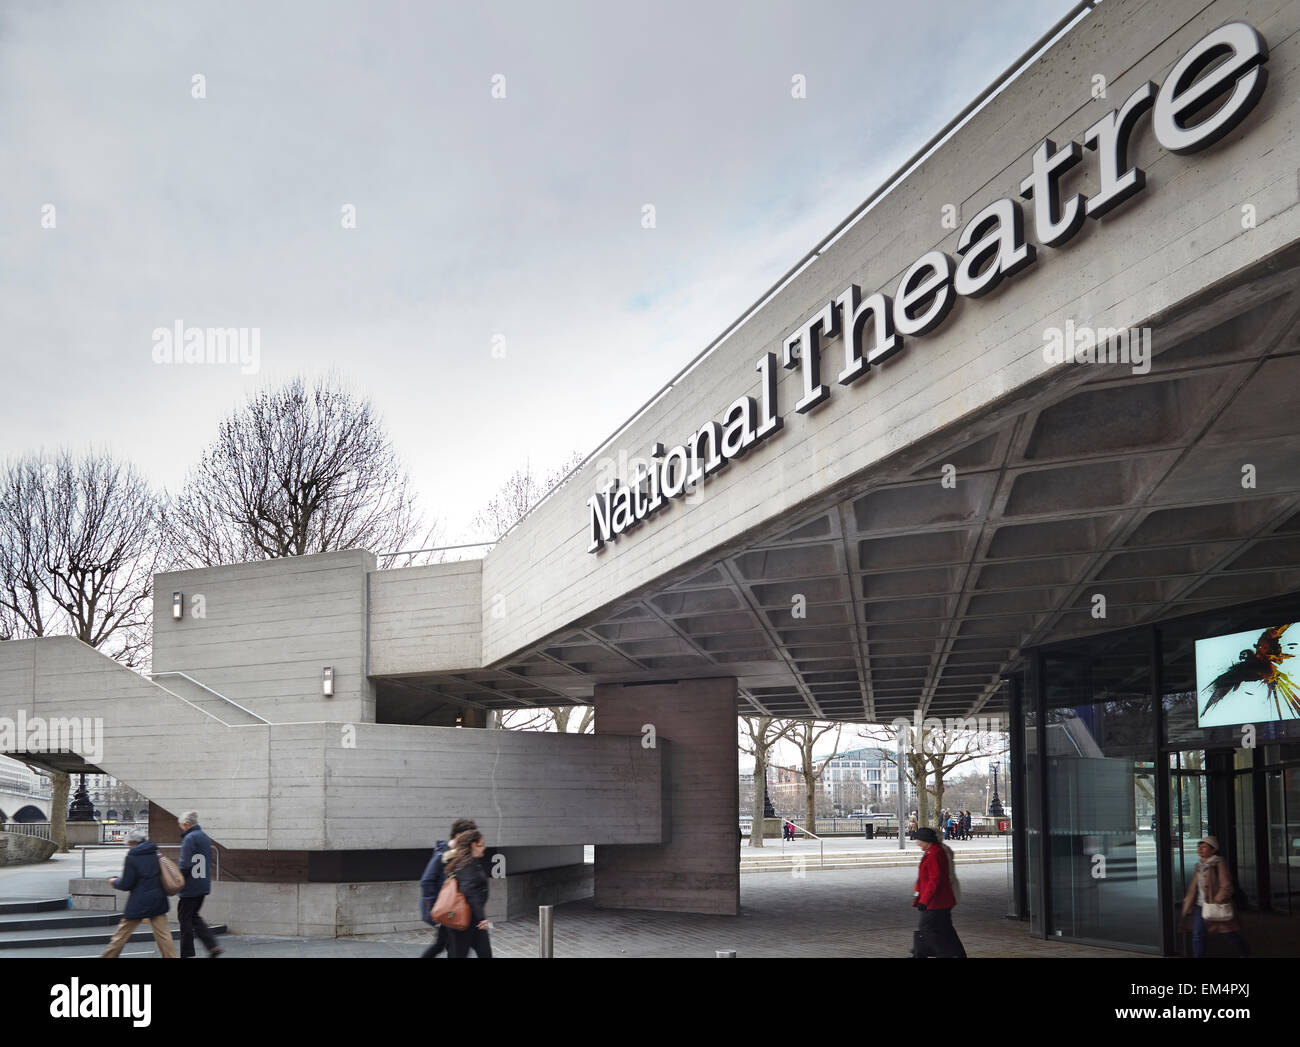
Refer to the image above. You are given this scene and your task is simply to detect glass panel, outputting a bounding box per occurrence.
[1042,631,1160,950]
[1025,703,1041,936]
[1283,768,1300,915]
[1235,772,1257,908]
[1266,771,1288,912]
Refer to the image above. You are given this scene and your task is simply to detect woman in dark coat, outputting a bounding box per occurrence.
[1180,835,1248,957]
[100,828,176,958]
[444,829,492,959]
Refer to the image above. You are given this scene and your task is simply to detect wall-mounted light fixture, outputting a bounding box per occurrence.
[322,666,334,697]
[172,592,183,620]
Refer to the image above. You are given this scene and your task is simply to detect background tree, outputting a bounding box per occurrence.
[739,716,797,848]
[788,720,842,832]
[0,450,164,850]
[471,450,584,543]
[917,723,1006,825]
[168,375,435,567]
[858,723,930,827]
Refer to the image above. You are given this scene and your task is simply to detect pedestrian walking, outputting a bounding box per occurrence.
[419,817,477,958]
[100,828,177,958]
[1180,835,1249,958]
[906,814,918,840]
[176,811,222,958]
[444,828,492,958]
[910,826,966,958]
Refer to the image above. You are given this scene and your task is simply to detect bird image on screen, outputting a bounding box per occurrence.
[1196,624,1299,727]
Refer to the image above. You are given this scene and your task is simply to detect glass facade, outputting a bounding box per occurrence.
[1022,589,1300,954]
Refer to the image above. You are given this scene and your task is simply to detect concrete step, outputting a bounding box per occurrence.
[0,897,68,915]
[741,856,1010,873]
[0,917,228,951]
[0,909,128,931]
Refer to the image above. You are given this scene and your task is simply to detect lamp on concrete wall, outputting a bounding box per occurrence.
[172,592,183,619]
[322,666,334,697]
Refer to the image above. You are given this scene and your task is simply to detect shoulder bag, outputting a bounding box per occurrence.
[432,871,471,930]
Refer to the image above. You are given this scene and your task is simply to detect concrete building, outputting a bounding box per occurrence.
[2,0,1299,952]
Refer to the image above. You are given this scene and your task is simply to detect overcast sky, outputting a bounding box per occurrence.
[0,0,1080,542]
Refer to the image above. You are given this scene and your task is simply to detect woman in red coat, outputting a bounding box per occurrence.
[911,827,966,958]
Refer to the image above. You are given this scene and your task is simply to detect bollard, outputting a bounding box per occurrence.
[539,904,554,958]
[715,949,736,958]
[81,846,86,878]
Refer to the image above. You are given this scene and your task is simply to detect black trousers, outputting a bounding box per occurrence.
[912,908,966,958]
[177,896,218,958]
[447,926,492,958]
[422,924,447,958]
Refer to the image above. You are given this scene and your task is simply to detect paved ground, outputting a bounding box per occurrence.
[1,844,1139,958]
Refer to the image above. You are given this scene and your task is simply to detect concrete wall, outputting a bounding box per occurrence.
[594,678,739,915]
[0,637,273,847]
[0,636,666,851]
[476,0,1300,667]
[153,549,376,724]
[368,560,482,676]
[0,831,56,864]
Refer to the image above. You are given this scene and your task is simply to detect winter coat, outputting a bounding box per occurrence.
[178,824,213,898]
[452,858,490,927]
[419,840,449,925]
[1180,855,1242,934]
[113,841,169,920]
[913,843,957,911]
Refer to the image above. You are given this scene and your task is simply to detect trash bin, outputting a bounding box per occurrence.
[864,822,874,839]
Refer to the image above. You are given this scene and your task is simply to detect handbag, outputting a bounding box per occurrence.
[432,873,471,931]
[1200,861,1234,922]
[1201,901,1234,921]
[158,855,185,896]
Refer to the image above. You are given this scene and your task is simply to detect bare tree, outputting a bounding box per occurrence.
[167,375,434,566]
[0,451,164,850]
[917,724,1006,826]
[739,716,797,848]
[788,720,842,832]
[471,451,584,542]
[493,704,594,733]
[858,724,930,827]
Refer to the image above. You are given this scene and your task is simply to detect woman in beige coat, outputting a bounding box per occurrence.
[1179,835,1249,957]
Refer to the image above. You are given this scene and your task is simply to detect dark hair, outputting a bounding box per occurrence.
[445,829,483,874]
[450,818,477,838]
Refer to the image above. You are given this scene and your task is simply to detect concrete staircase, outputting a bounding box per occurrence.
[0,898,227,953]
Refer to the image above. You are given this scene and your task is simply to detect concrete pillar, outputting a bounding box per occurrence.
[593,677,738,916]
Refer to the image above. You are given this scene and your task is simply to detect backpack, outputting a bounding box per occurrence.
[158,855,185,896]
[942,844,961,905]
[432,871,471,930]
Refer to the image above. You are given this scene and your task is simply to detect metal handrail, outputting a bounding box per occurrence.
[375,0,1100,560]
[150,672,270,725]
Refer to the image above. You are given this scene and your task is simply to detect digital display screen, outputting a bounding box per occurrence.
[1195,624,1300,727]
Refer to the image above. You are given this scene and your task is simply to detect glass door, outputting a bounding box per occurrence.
[1265,768,1300,915]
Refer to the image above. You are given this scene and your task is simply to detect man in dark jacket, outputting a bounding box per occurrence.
[420,817,476,958]
[101,829,176,958]
[910,827,966,958]
[177,810,222,958]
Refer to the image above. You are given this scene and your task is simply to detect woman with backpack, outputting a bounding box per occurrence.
[442,828,493,959]
[100,828,177,958]
[1180,835,1249,957]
